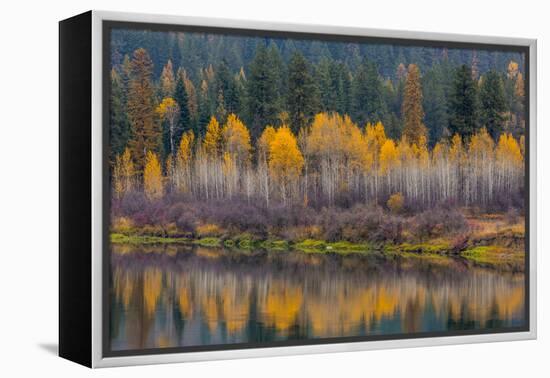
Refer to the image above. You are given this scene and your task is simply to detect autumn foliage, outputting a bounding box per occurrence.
[113,110,524,211]
[143,151,163,200]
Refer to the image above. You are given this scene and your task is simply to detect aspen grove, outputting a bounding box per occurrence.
[113,111,523,210]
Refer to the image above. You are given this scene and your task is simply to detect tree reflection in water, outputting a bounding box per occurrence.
[110,245,525,351]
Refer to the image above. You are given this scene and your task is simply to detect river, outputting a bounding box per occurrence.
[109,244,525,352]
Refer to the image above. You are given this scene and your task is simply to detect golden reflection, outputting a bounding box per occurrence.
[262,283,303,331]
[221,285,250,334]
[110,247,526,351]
[143,268,162,315]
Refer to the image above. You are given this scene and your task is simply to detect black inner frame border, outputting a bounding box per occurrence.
[102,19,531,359]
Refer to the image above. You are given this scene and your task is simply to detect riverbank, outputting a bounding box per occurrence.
[110,209,525,270]
[111,225,524,271]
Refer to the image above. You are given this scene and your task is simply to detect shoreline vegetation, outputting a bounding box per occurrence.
[108,38,526,274]
[110,209,525,270]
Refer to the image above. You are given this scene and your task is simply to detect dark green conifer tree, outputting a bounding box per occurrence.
[287,51,320,133]
[480,70,507,139]
[423,65,449,145]
[174,75,192,138]
[352,59,386,126]
[246,43,281,136]
[110,68,130,162]
[449,64,479,139]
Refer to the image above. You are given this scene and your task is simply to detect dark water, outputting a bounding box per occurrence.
[109,244,525,352]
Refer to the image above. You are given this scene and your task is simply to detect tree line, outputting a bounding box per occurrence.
[110,44,525,210]
[110,42,526,160]
[113,110,524,210]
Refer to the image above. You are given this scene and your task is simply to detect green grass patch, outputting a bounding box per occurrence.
[110,233,190,245]
[397,242,452,254]
[193,237,222,247]
[259,239,290,251]
[294,239,327,252]
[461,245,524,267]
[293,239,374,254]
[327,241,372,252]
[223,239,236,248]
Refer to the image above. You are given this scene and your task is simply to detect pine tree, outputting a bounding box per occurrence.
[127,48,160,174]
[287,51,320,134]
[110,68,130,161]
[449,64,479,139]
[268,43,286,112]
[169,35,182,72]
[173,74,192,138]
[215,59,240,116]
[480,70,507,139]
[352,59,386,126]
[197,79,212,136]
[159,59,176,98]
[402,64,427,145]
[317,57,337,112]
[246,44,280,137]
[335,62,352,116]
[422,65,449,145]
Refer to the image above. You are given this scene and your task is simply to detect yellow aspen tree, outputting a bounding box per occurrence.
[496,133,522,168]
[222,152,237,197]
[432,141,451,201]
[496,133,523,197]
[449,134,464,163]
[306,113,342,205]
[257,125,277,206]
[156,97,180,163]
[467,128,495,205]
[143,151,164,200]
[345,118,367,171]
[364,121,387,201]
[307,113,338,156]
[177,130,195,167]
[176,130,195,192]
[113,148,135,198]
[203,116,222,159]
[269,126,304,204]
[258,126,277,163]
[222,113,251,166]
[113,160,124,199]
[379,139,399,174]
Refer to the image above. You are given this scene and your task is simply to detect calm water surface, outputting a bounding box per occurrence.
[110,245,525,351]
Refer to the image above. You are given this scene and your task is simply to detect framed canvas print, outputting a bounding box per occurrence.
[59,10,537,368]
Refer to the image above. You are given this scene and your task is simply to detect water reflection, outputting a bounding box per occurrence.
[110,245,525,351]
